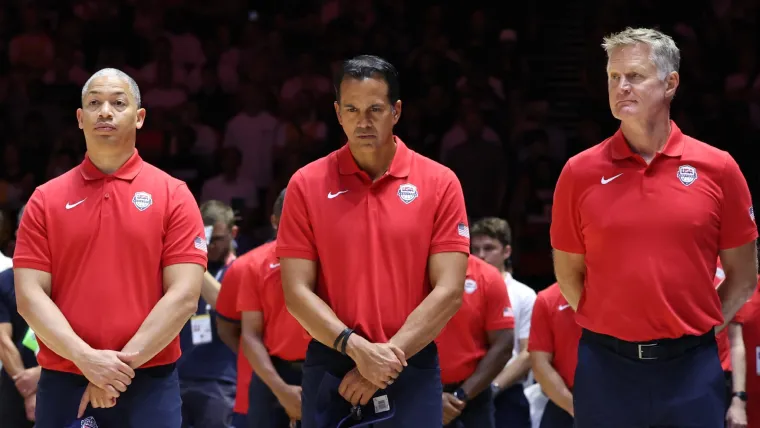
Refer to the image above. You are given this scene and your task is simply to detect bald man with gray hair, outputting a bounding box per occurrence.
[550,27,757,427]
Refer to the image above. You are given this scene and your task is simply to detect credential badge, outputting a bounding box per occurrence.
[464,279,478,294]
[397,183,419,204]
[676,165,698,186]
[132,191,153,211]
[81,417,99,428]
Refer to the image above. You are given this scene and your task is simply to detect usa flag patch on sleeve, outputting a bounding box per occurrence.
[194,236,208,253]
[457,223,470,239]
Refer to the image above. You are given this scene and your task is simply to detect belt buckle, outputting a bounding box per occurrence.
[637,343,658,360]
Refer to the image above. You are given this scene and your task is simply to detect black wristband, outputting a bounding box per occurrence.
[454,387,469,402]
[340,329,354,355]
[733,391,748,401]
[333,328,353,352]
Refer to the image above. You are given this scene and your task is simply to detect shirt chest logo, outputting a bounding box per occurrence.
[677,165,698,186]
[464,278,478,294]
[397,183,419,204]
[132,191,153,211]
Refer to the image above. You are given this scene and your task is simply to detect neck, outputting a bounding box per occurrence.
[86,146,134,174]
[620,114,672,162]
[350,137,397,181]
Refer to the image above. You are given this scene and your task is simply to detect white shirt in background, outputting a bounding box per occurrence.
[504,271,538,388]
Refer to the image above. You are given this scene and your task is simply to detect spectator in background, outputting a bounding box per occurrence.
[8,6,54,72]
[200,146,259,219]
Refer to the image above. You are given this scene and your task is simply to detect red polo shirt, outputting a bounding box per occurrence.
[551,122,758,342]
[237,239,310,361]
[528,283,582,389]
[13,150,207,373]
[277,138,470,343]
[436,255,514,384]
[216,241,275,415]
[739,285,760,428]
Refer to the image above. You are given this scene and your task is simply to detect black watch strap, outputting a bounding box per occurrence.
[732,391,748,401]
[453,387,469,402]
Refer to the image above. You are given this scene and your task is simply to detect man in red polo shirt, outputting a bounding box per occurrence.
[215,250,254,428]
[239,188,313,428]
[13,68,207,428]
[436,255,514,427]
[528,283,581,428]
[551,28,758,428]
[739,284,760,428]
[278,55,470,427]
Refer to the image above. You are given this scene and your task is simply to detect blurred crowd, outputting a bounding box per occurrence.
[0,0,759,288]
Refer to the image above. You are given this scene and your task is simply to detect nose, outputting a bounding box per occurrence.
[98,102,114,119]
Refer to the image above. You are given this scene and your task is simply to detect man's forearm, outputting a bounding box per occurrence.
[0,336,26,377]
[215,319,241,353]
[729,324,746,392]
[284,285,348,350]
[241,332,288,394]
[120,288,197,368]
[200,271,221,310]
[460,336,513,399]
[389,285,462,358]
[555,275,583,310]
[717,277,756,331]
[494,350,531,389]
[16,287,92,364]
[533,357,573,415]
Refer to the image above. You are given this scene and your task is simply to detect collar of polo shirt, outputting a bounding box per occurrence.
[337,136,412,179]
[610,120,685,160]
[80,149,144,181]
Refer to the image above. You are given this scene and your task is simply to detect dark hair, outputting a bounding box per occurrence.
[273,187,287,218]
[334,55,400,104]
[471,217,512,247]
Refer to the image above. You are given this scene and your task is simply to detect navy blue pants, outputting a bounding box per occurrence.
[180,378,236,428]
[539,400,573,428]
[247,358,303,428]
[493,383,531,428]
[231,412,247,428]
[301,340,443,428]
[574,333,725,428]
[36,365,181,428]
[445,387,494,428]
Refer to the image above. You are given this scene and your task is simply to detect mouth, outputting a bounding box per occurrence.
[616,100,636,106]
[94,123,116,131]
[357,135,376,140]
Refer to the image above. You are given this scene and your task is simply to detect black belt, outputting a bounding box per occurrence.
[271,356,304,371]
[581,328,715,361]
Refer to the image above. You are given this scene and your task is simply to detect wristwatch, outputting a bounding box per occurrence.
[491,382,501,395]
[453,387,469,402]
[732,391,747,402]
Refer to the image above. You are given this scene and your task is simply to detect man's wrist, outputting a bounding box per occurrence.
[71,343,95,367]
[732,391,747,404]
[344,334,366,361]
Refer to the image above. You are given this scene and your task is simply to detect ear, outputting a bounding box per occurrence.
[231,225,239,239]
[136,108,147,130]
[333,101,342,126]
[392,100,402,125]
[665,71,679,99]
[76,108,84,130]
[503,244,512,262]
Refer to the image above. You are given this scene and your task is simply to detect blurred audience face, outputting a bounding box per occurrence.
[77,74,146,146]
[607,43,678,121]
[207,221,235,262]
[334,77,401,153]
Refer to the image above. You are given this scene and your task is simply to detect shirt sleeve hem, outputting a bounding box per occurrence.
[429,242,470,254]
[486,320,515,331]
[719,230,759,251]
[550,240,586,255]
[12,259,51,272]
[527,344,553,353]
[276,247,318,260]
[214,311,241,323]
[162,254,208,267]
[238,304,262,313]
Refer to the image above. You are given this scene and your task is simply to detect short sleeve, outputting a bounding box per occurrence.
[518,288,537,340]
[237,262,263,313]
[161,184,208,268]
[430,170,470,255]
[276,171,318,260]
[216,261,242,322]
[13,189,52,272]
[527,293,554,353]
[550,161,585,254]
[484,266,515,331]
[718,154,758,249]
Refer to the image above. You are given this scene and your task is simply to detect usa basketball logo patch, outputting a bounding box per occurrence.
[397,183,419,204]
[132,191,153,211]
[464,279,478,294]
[676,165,698,186]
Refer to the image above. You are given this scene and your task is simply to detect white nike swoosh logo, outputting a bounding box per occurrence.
[65,199,87,209]
[601,173,623,184]
[269,263,280,269]
[327,190,349,199]
[558,304,571,311]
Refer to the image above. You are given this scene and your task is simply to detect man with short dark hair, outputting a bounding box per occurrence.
[178,200,238,428]
[278,55,470,427]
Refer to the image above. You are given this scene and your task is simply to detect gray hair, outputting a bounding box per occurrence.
[81,68,141,108]
[602,27,680,80]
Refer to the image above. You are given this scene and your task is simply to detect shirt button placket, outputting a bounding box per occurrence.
[103,177,114,219]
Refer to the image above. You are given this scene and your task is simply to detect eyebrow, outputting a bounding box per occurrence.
[344,103,384,108]
[86,91,128,97]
